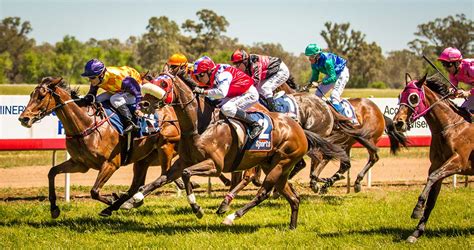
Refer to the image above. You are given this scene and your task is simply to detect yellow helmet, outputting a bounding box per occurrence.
[168,53,188,66]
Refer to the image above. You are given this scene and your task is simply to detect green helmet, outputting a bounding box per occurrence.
[305,43,322,56]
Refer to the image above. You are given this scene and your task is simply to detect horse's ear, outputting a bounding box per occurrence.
[405,73,412,85]
[415,73,428,88]
[49,77,63,87]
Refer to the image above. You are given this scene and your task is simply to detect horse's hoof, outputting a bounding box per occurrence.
[406,236,418,243]
[222,213,236,226]
[354,183,362,193]
[120,202,134,210]
[216,202,230,215]
[310,183,320,194]
[51,206,60,219]
[99,208,112,217]
[272,191,281,199]
[411,208,423,219]
[320,187,328,194]
[195,207,204,219]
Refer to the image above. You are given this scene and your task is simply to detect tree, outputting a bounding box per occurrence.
[137,16,184,71]
[320,22,384,88]
[321,22,365,58]
[381,50,424,88]
[54,36,86,83]
[0,17,35,82]
[181,9,229,58]
[408,14,474,56]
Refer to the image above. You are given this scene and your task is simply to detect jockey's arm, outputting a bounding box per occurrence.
[121,76,142,107]
[309,66,320,83]
[206,71,232,99]
[321,60,337,85]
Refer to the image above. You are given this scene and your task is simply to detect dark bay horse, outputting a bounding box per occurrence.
[283,83,407,193]
[101,73,347,229]
[18,77,180,217]
[393,73,473,243]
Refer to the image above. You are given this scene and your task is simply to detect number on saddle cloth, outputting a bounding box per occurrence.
[244,112,273,151]
[339,99,358,124]
[261,91,298,119]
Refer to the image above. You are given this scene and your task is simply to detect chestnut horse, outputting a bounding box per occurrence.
[18,77,180,217]
[101,73,347,229]
[393,73,473,243]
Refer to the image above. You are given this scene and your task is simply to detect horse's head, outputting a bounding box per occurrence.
[18,77,66,127]
[394,73,428,132]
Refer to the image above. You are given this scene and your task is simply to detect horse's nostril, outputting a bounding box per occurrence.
[18,117,30,124]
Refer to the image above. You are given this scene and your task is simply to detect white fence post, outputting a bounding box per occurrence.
[453,174,457,188]
[65,152,70,202]
[367,169,372,188]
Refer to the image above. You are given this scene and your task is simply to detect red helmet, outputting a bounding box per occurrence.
[193,56,216,74]
[230,49,249,63]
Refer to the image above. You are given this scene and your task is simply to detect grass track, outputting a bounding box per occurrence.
[0,186,472,248]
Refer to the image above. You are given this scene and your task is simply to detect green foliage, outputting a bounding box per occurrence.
[408,14,474,56]
[367,81,387,89]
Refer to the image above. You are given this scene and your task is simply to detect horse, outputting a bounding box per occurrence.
[393,73,473,243]
[217,82,406,211]
[282,82,407,193]
[18,77,181,217]
[100,73,348,229]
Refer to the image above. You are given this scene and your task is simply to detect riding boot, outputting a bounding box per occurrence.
[265,97,276,112]
[116,105,139,133]
[234,109,264,139]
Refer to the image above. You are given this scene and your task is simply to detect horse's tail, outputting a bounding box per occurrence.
[383,115,407,154]
[304,130,349,162]
[330,108,379,153]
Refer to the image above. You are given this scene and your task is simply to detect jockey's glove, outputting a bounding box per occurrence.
[193,87,205,95]
[81,94,95,105]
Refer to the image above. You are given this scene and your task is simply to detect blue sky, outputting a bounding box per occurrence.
[1,0,472,55]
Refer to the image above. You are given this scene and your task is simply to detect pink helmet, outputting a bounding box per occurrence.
[438,47,462,62]
[193,56,216,74]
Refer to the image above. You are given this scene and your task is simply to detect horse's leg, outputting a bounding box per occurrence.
[100,157,186,216]
[354,149,379,193]
[217,168,257,215]
[48,159,89,219]
[411,156,462,219]
[219,174,232,187]
[321,148,352,193]
[222,162,286,227]
[182,159,219,219]
[119,151,157,210]
[308,150,329,193]
[90,161,119,205]
[406,180,443,243]
[276,181,300,229]
[289,159,307,180]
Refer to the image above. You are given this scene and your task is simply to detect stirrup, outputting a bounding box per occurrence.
[124,123,139,133]
[248,125,264,140]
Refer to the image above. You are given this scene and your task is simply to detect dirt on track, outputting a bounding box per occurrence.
[0,157,443,189]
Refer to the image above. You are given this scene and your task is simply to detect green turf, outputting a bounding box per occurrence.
[0,186,472,248]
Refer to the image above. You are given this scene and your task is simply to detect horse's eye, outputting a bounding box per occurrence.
[161,82,168,88]
[408,93,420,107]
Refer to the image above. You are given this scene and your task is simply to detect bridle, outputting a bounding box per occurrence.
[399,81,451,125]
[32,85,79,121]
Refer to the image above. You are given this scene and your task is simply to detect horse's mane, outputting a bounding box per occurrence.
[40,77,80,99]
[286,75,298,90]
[425,74,471,122]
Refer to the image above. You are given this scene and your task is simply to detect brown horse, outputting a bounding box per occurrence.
[18,77,180,217]
[393,73,473,243]
[217,82,405,212]
[283,82,407,193]
[100,73,347,229]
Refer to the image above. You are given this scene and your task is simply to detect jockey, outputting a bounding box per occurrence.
[166,53,194,76]
[192,56,264,139]
[230,49,289,111]
[438,47,474,112]
[305,43,349,116]
[80,59,142,133]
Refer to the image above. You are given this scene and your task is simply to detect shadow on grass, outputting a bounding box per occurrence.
[0,216,276,235]
[314,226,474,242]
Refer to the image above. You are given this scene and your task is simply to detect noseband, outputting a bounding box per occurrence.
[33,85,78,121]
